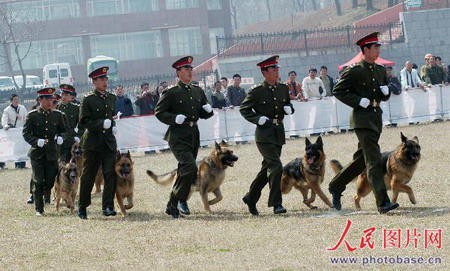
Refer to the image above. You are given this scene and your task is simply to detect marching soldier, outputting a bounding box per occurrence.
[328,32,399,214]
[240,55,294,215]
[57,84,84,163]
[78,66,117,219]
[155,56,214,218]
[22,88,67,216]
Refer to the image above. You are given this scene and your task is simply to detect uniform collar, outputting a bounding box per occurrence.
[94,89,108,98]
[263,80,277,89]
[37,106,52,113]
[360,60,375,70]
[178,81,192,90]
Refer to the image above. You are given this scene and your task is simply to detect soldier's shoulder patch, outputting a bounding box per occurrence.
[249,83,263,92]
[53,109,63,114]
[28,109,38,115]
[70,102,80,107]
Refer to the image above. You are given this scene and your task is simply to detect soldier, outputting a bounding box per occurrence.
[22,88,67,216]
[240,55,294,215]
[57,84,84,163]
[78,66,118,219]
[328,32,399,214]
[155,56,214,218]
[51,93,61,109]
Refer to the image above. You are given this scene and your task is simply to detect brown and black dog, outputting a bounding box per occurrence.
[281,136,334,209]
[54,160,79,213]
[70,141,103,195]
[115,150,135,216]
[147,141,238,213]
[330,132,421,210]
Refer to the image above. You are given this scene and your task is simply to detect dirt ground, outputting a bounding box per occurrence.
[0,122,449,270]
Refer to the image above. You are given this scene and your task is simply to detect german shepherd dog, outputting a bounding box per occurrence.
[54,160,79,213]
[70,141,103,195]
[330,132,421,210]
[115,150,135,216]
[147,141,238,213]
[281,136,334,209]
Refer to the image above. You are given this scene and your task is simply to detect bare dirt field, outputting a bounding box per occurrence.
[0,122,449,270]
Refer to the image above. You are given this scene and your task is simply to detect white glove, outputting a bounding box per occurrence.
[380,85,389,96]
[103,119,112,129]
[4,125,10,130]
[56,136,63,145]
[37,139,45,148]
[112,126,118,135]
[74,137,80,143]
[116,111,123,119]
[175,114,186,125]
[359,98,370,108]
[202,104,212,113]
[283,106,293,115]
[74,127,79,133]
[258,116,269,125]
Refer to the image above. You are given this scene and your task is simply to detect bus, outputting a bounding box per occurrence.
[87,56,119,81]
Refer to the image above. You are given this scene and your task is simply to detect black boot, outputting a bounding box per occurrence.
[329,189,342,211]
[378,202,399,214]
[102,207,117,216]
[44,188,51,204]
[27,194,34,204]
[273,205,287,214]
[177,200,191,215]
[242,195,259,216]
[78,207,87,219]
[165,204,181,218]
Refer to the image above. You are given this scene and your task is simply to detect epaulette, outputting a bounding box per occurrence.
[248,83,263,92]
[162,85,176,94]
[28,109,38,115]
[70,102,80,107]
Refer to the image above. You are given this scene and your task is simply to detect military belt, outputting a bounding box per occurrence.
[267,119,283,125]
[182,121,197,127]
[370,100,380,108]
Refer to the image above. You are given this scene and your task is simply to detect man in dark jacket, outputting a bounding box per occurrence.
[114,85,134,117]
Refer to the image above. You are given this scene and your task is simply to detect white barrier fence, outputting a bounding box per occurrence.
[1,86,449,162]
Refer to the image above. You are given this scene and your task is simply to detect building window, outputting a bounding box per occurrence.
[7,0,80,22]
[169,27,203,56]
[207,0,222,10]
[166,0,199,10]
[209,27,225,54]
[87,0,159,17]
[12,38,83,70]
[90,31,163,61]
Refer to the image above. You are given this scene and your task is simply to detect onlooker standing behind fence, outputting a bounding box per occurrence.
[423,56,448,85]
[302,68,326,100]
[285,71,304,100]
[400,61,425,90]
[212,81,227,109]
[386,67,402,95]
[135,82,159,115]
[227,74,247,106]
[420,53,432,80]
[1,94,28,169]
[114,85,134,117]
[319,66,334,97]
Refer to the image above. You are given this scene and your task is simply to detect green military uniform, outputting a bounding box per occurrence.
[329,33,393,209]
[423,64,447,85]
[57,101,83,162]
[155,80,213,207]
[78,67,117,215]
[240,56,294,209]
[22,88,67,214]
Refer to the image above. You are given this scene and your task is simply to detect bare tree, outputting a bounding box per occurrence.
[230,0,244,30]
[388,0,399,7]
[335,0,342,16]
[262,0,272,20]
[352,0,358,8]
[291,0,305,12]
[366,0,374,10]
[312,0,318,10]
[0,4,45,96]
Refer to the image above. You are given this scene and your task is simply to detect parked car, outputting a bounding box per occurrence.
[43,63,73,87]
[13,75,44,94]
[0,76,15,92]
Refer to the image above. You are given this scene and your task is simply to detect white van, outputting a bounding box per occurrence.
[0,76,15,92]
[43,63,73,87]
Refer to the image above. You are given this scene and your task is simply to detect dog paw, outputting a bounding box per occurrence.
[410,199,417,205]
[309,206,318,210]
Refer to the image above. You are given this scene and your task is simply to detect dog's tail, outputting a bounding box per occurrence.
[146,169,177,186]
[329,159,343,175]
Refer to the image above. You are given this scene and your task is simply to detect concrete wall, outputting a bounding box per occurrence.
[218,8,450,85]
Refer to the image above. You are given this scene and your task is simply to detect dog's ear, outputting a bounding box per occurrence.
[305,137,311,146]
[126,150,131,158]
[316,136,323,146]
[116,150,121,160]
[400,132,407,144]
[215,141,221,151]
[220,140,228,147]
[70,158,76,165]
[412,136,419,144]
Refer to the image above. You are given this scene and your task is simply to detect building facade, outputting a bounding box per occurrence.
[0,0,231,81]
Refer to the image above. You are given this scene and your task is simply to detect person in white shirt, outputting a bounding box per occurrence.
[400,61,425,90]
[301,68,326,100]
[1,94,28,169]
